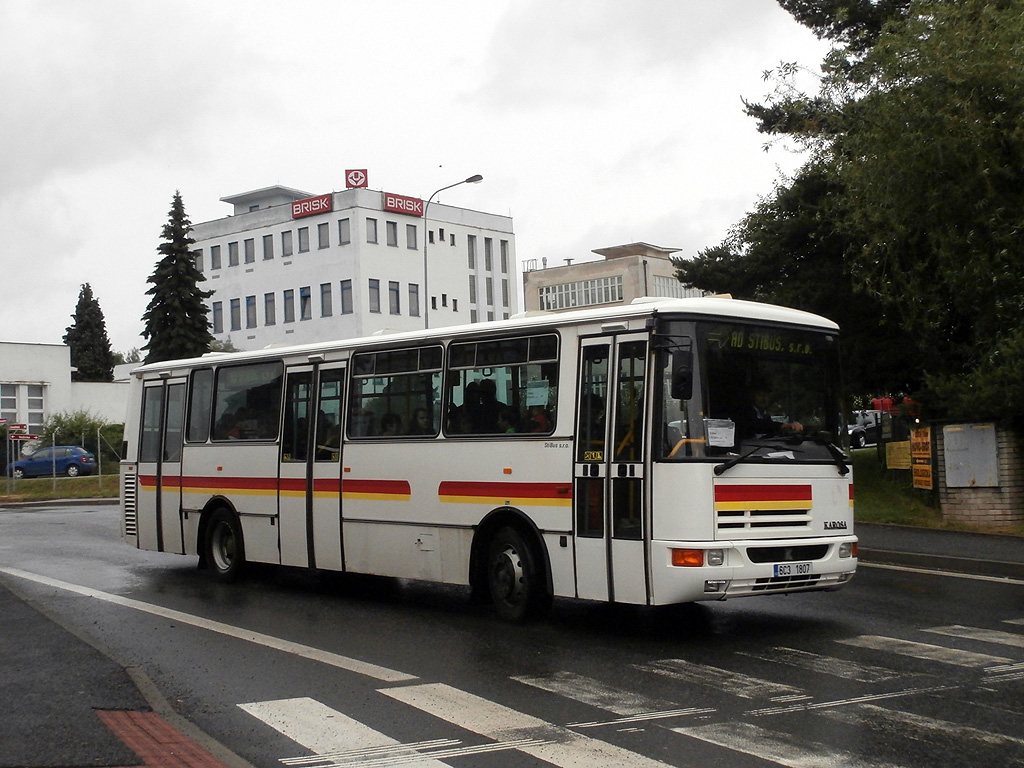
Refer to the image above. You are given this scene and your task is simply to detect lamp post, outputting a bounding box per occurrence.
[422,174,483,329]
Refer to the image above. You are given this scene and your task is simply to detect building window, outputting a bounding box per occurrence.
[318,222,329,249]
[450,233,456,246]
[264,293,276,326]
[467,235,477,269]
[409,283,420,317]
[282,230,293,257]
[389,281,400,315]
[537,275,624,310]
[338,218,351,244]
[428,230,435,244]
[486,277,494,306]
[212,301,223,333]
[245,295,257,328]
[340,280,353,314]
[192,249,204,273]
[263,234,274,260]
[244,238,255,264]
[320,283,332,316]
[283,289,295,323]
[210,245,222,270]
[228,241,239,267]
[368,279,380,313]
[500,240,509,273]
[1,383,16,422]
[386,221,398,247]
[468,276,477,304]
[484,237,493,271]
[366,218,378,244]
[470,309,478,323]
[300,286,312,320]
[298,227,310,253]
[27,385,44,428]
[406,223,417,250]
[652,275,703,299]
[230,298,241,331]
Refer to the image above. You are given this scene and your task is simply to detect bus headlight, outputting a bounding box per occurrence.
[838,542,857,559]
[707,549,725,566]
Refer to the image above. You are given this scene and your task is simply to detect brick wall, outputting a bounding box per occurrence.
[936,423,1024,529]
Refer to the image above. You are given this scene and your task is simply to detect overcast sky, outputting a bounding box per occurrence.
[0,0,828,355]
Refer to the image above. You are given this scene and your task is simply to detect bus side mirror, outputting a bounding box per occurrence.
[671,350,693,400]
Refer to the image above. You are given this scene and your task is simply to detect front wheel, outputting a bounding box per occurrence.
[487,526,547,622]
[204,509,245,582]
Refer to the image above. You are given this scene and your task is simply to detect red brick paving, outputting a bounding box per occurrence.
[95,710,235,768]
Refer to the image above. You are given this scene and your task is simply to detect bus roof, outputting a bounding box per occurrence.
[131,297,838,376]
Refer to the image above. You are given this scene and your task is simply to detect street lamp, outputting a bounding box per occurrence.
[423,174,483,329]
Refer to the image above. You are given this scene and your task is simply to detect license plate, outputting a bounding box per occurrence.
[774,562,812,577]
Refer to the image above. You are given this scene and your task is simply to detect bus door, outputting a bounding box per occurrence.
[573,334,649,604]
[279,363,346,570]
[137,378,187,554]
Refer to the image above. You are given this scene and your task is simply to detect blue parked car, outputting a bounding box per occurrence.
[6,446,97,478]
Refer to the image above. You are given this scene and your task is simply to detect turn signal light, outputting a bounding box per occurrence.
[671,548,704,567]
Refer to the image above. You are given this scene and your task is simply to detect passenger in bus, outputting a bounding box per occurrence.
[497,407,518,434]
[527,405,551,433]
[380,413,402,436]
[410,407,433,435]
[350,408,377,437]
[473,379,505,433]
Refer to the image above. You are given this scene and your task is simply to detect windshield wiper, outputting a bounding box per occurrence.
[813,431,850,476]
[714,442,778,476]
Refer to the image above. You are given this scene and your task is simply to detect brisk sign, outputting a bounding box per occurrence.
[291,193,333,219]
[383,192,424,217]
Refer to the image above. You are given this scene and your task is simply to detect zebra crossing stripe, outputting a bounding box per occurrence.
[512,671,675,715]
[381,682,677,768]
[641,658,805,699]
[836,634,1012,667]
[672,721,905,768]
[738,646,901,683]
[925,624,1024,649]
[821,703,1024,749]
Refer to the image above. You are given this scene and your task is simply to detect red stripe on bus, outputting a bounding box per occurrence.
[437,481,572,500]
[343,479,412,496]
[714,484,812,503]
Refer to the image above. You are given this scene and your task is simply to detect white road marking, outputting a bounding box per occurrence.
[512,670,674,715]
[925,624,1024,650]
[382,682,677,768]
[822,703,1024,749]
[0,566,416,683]
[858,562,1024,586]
[836,634,1012,667]
[239,697,456,767]
[641,658,805,699]
[671,721,906,768]
[738,646,901,683]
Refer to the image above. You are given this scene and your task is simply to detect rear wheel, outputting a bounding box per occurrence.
[65,464,80,477]
[12,468,25,479]
[487,526,547,622]
[204,509,245,582]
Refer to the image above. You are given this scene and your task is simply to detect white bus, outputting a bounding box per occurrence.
[120,297,856,620]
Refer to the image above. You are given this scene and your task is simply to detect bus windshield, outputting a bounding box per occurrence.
[657,319,843,464]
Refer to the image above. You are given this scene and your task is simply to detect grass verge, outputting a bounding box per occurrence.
[0,473,120,503]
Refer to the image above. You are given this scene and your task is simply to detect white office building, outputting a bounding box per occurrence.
[191,185,517,351]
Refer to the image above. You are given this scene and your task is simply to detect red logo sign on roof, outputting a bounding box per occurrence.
[291,193,333,219]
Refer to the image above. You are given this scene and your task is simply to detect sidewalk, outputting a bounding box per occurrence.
[0,523,1020,768]
[0,578,252,768]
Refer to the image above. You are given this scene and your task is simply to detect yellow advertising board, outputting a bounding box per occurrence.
[911,427,933,490]
[886,440,911,470]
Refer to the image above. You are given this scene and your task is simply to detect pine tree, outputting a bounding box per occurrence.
[63,283,116,382]
[141,191,214,363]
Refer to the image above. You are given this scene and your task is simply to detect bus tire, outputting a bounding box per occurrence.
[487,526,545,622]
[204,508,245,582]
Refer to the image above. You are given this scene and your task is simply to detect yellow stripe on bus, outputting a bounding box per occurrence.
[714,500,813,511]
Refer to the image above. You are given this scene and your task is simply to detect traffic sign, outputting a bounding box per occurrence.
[9,434,39,441]
[7,423,26,430]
